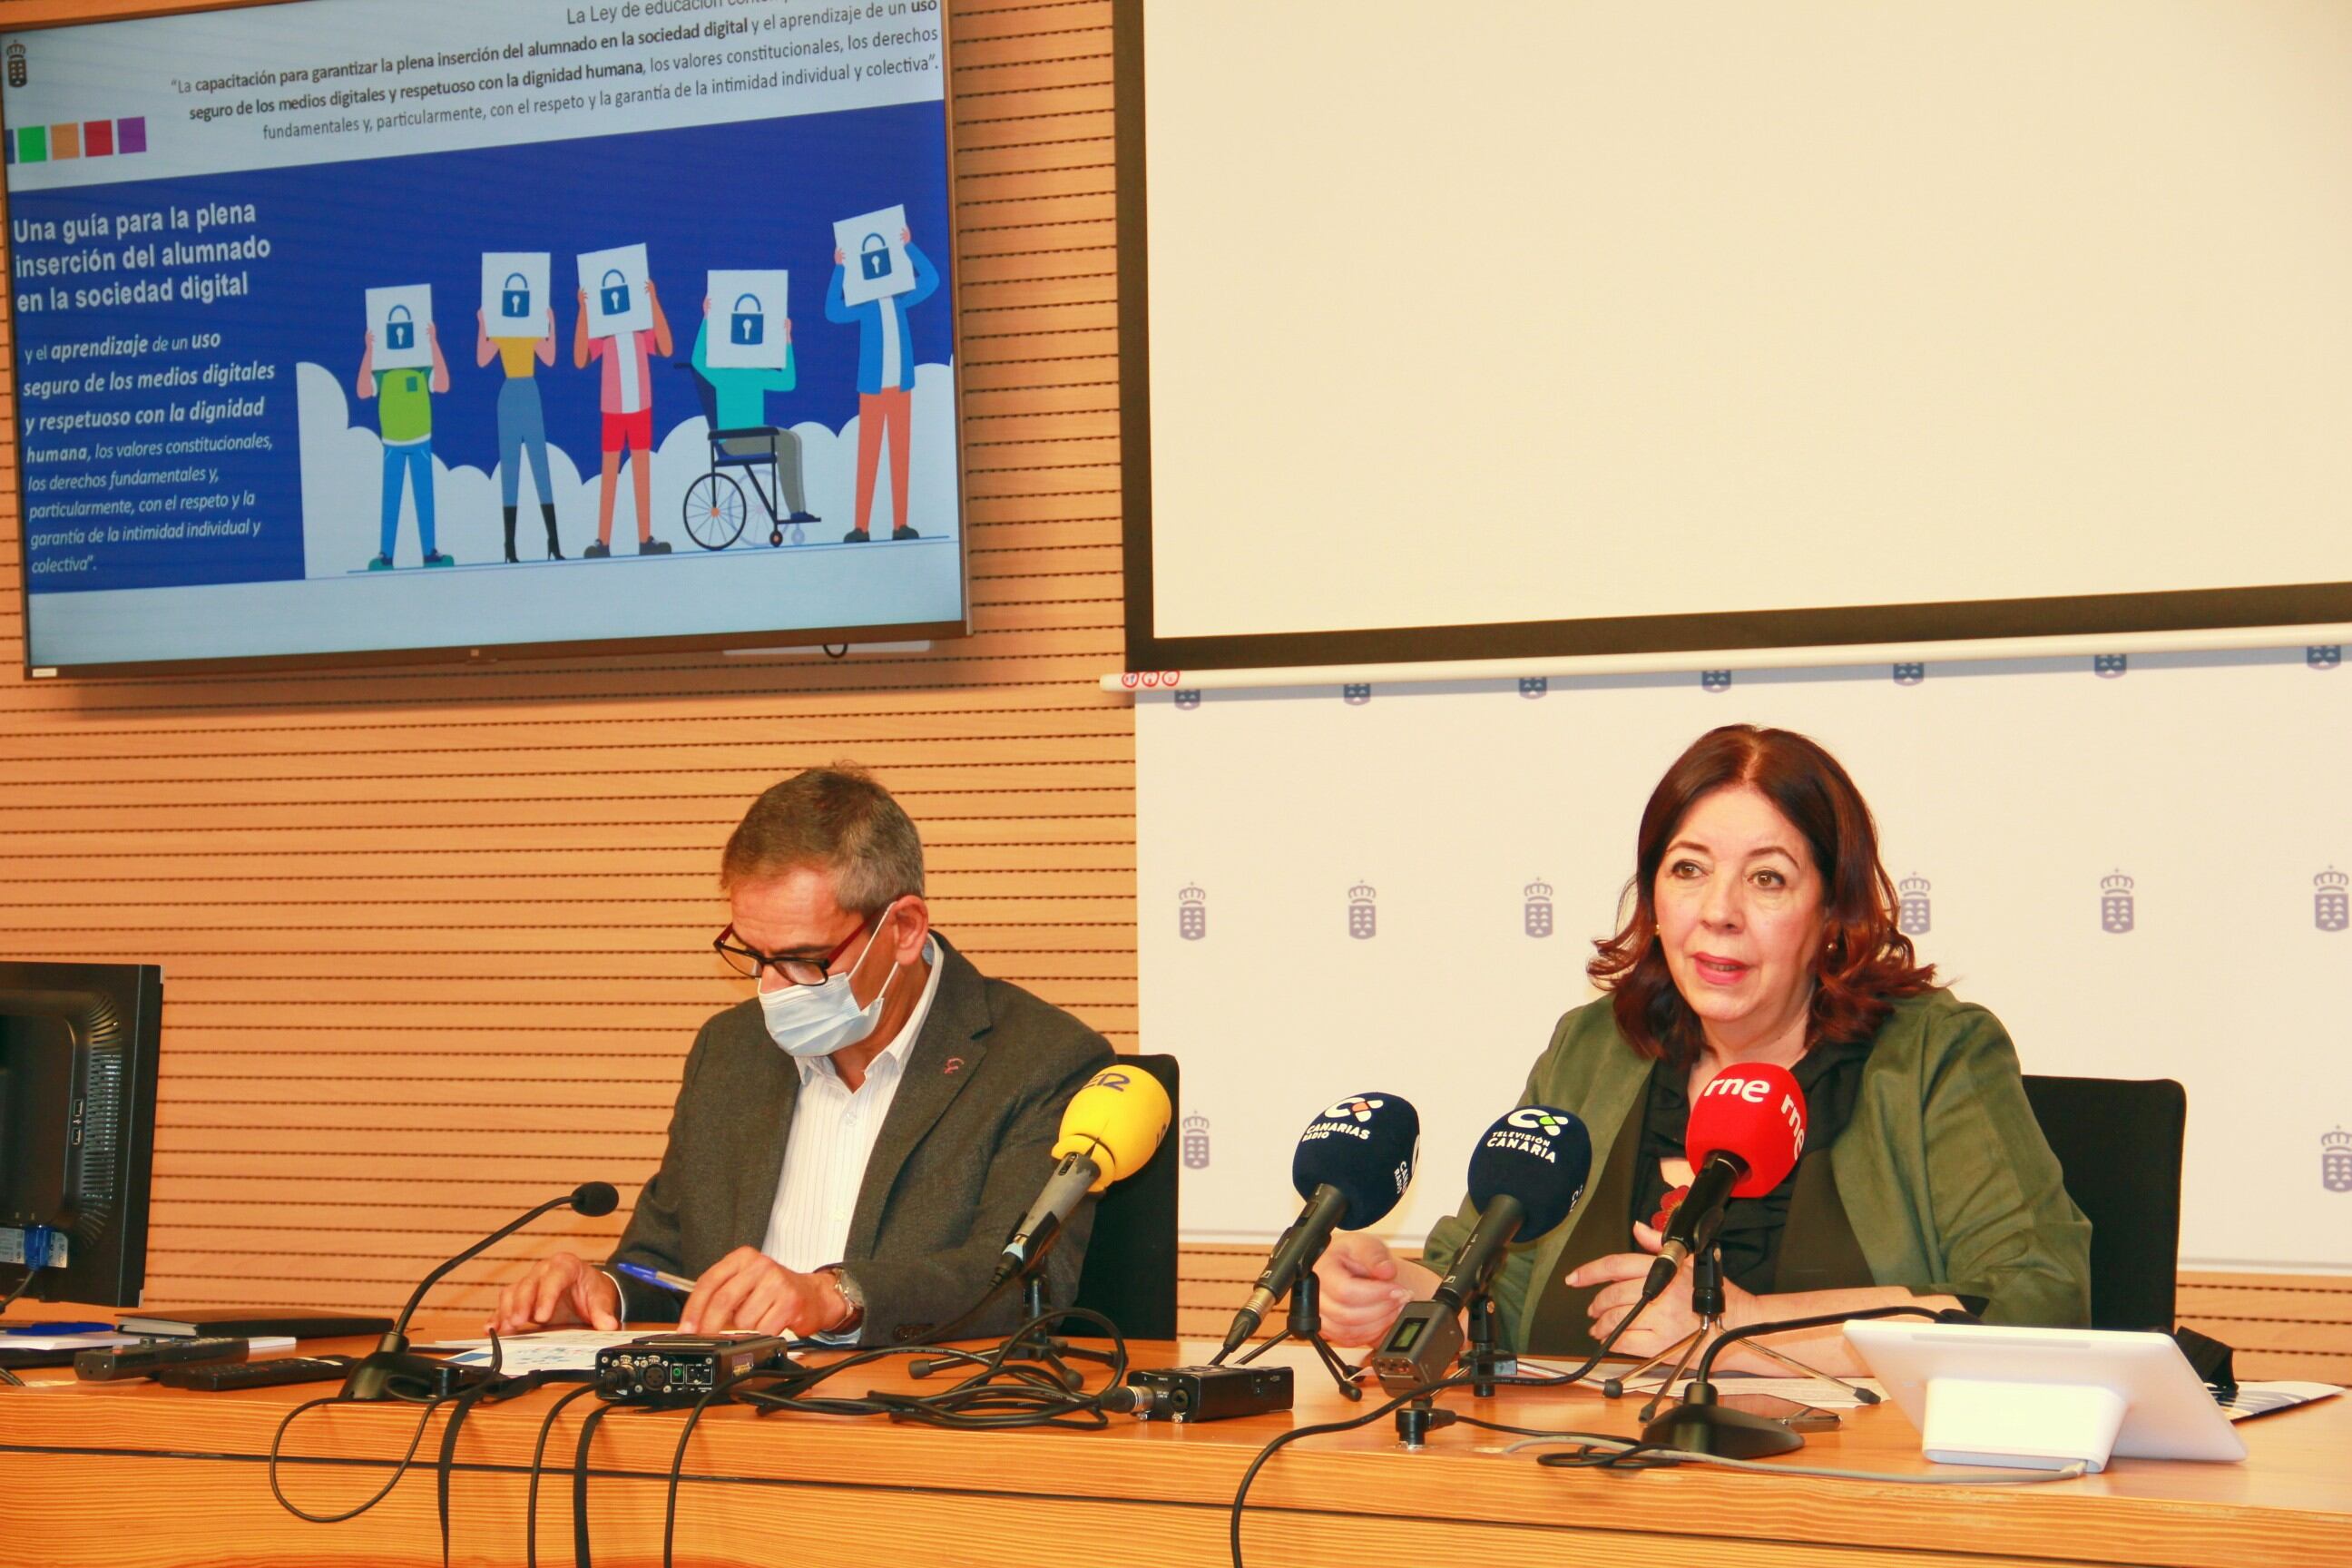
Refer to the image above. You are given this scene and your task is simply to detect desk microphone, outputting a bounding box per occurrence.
[997,1066,1171,1284]
[1371,1106,1592,1391]
[340,1181,619,1401]
[1217,1093,1420,1358]
[1642,1063,1806,1302]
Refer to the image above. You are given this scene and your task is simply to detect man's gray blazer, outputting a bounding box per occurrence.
[607,933,1114,1343]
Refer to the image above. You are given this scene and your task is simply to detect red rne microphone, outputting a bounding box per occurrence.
[1640,1063,1808,1301]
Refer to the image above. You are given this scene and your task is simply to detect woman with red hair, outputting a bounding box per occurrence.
[1315,724,2090,1370]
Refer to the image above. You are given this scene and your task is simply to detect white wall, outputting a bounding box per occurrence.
[1140,647,2352,1272]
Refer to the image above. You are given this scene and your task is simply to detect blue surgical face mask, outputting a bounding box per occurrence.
[757,918,900,1059]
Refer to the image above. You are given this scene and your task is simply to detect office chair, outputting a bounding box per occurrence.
[2022,1074,2186,1333]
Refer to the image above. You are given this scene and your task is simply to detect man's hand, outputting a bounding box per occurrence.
[491,1250,620,1335]
[1310,1231,1416,1348]
[679,1246,848,1338]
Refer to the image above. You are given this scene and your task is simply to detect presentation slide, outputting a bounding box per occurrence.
[5,0,962,672]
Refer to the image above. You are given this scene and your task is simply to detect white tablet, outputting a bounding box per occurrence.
[1844,1320,2248,1473]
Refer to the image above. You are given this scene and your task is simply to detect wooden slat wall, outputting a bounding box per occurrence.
[0,0,1129,1316]
[4,0,2347,1387]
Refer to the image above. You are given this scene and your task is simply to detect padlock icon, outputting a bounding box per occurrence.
[385,304,415,351]
[600,268,632,317]
[730,293,764,346]
[859,233,893,282]
[501,272,531,320]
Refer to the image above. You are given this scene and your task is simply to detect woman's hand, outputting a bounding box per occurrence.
[1570,1220,1757,1359]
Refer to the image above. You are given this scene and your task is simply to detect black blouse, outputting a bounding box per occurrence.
[1628,1038,1872,1295]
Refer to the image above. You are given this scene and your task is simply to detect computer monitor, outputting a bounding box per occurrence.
[0,961,162,1309]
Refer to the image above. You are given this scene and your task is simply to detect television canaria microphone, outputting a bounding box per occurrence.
[1371,1105,1592,1391]
[997,1064,1171,1285]
[341,1181,620,1401]
[1216,1092,1419,1359]
[1642,1063,1806,1302]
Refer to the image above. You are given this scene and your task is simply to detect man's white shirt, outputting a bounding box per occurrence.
[760,934,944,1273]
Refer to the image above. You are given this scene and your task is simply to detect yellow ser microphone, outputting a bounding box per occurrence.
[998,1065,1171,1282]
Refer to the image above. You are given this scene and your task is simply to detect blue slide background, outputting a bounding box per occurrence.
[11,98,952,594]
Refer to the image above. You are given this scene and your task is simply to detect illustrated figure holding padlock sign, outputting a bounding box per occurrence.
[357,309,454,571]
[573,269,675,558]
[477,299,561,564]
[692,293,819,534]
[826,223,941,544]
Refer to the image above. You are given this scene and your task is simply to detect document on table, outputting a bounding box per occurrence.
[0,1333,142,1351]
[422,1330,646,1373]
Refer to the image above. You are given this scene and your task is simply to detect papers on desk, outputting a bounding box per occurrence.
[423,1329,646,1373]
[2215,1381,2342,1421]
[0,1333,142,1352]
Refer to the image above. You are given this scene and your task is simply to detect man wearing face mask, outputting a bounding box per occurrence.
[489,767,1113,1343]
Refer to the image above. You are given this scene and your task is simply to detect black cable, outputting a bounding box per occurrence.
[1229,1371,1474,1568]
[652,1308,1130,1568]
[435,1365,581,1568]
[525,1385,600,1568]
[436,1378,501,1568]
[1226,1296,1656,1568]
[431,1329,514,1568]
[1507,1286,1659,1387]
[268,1391,447,1524]
[572,1398,626,1568]
[661,1364,822,1568]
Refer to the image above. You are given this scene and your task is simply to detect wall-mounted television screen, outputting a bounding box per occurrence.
[4,0,963,676]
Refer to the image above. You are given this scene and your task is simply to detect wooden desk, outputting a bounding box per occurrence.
[2,1331,2347,1568]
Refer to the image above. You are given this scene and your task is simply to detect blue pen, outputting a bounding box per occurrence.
[615,1262,697,1296]
[5,1321,112,1336]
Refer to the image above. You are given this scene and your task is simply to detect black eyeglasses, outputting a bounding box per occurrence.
[713,919,873,987]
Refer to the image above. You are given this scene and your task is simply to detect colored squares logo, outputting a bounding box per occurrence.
[9,117,145,164]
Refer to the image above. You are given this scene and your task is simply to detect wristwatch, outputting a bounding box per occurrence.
[821,1266,867,1335]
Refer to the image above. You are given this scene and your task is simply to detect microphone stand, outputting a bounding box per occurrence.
[996,1270,1118,1390]
[340,1191,597,1402]
[1604,1241,1869,1422]
[1393,1286,1509,1447]
[1461,1289,1510,1398]
[1640,1302,1950,1458]
[1232,1241,1363,1401]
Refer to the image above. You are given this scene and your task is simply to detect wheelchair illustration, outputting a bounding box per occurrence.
[673,358,813,550]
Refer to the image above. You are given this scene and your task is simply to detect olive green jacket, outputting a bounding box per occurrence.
[1420,990,2092,1352]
